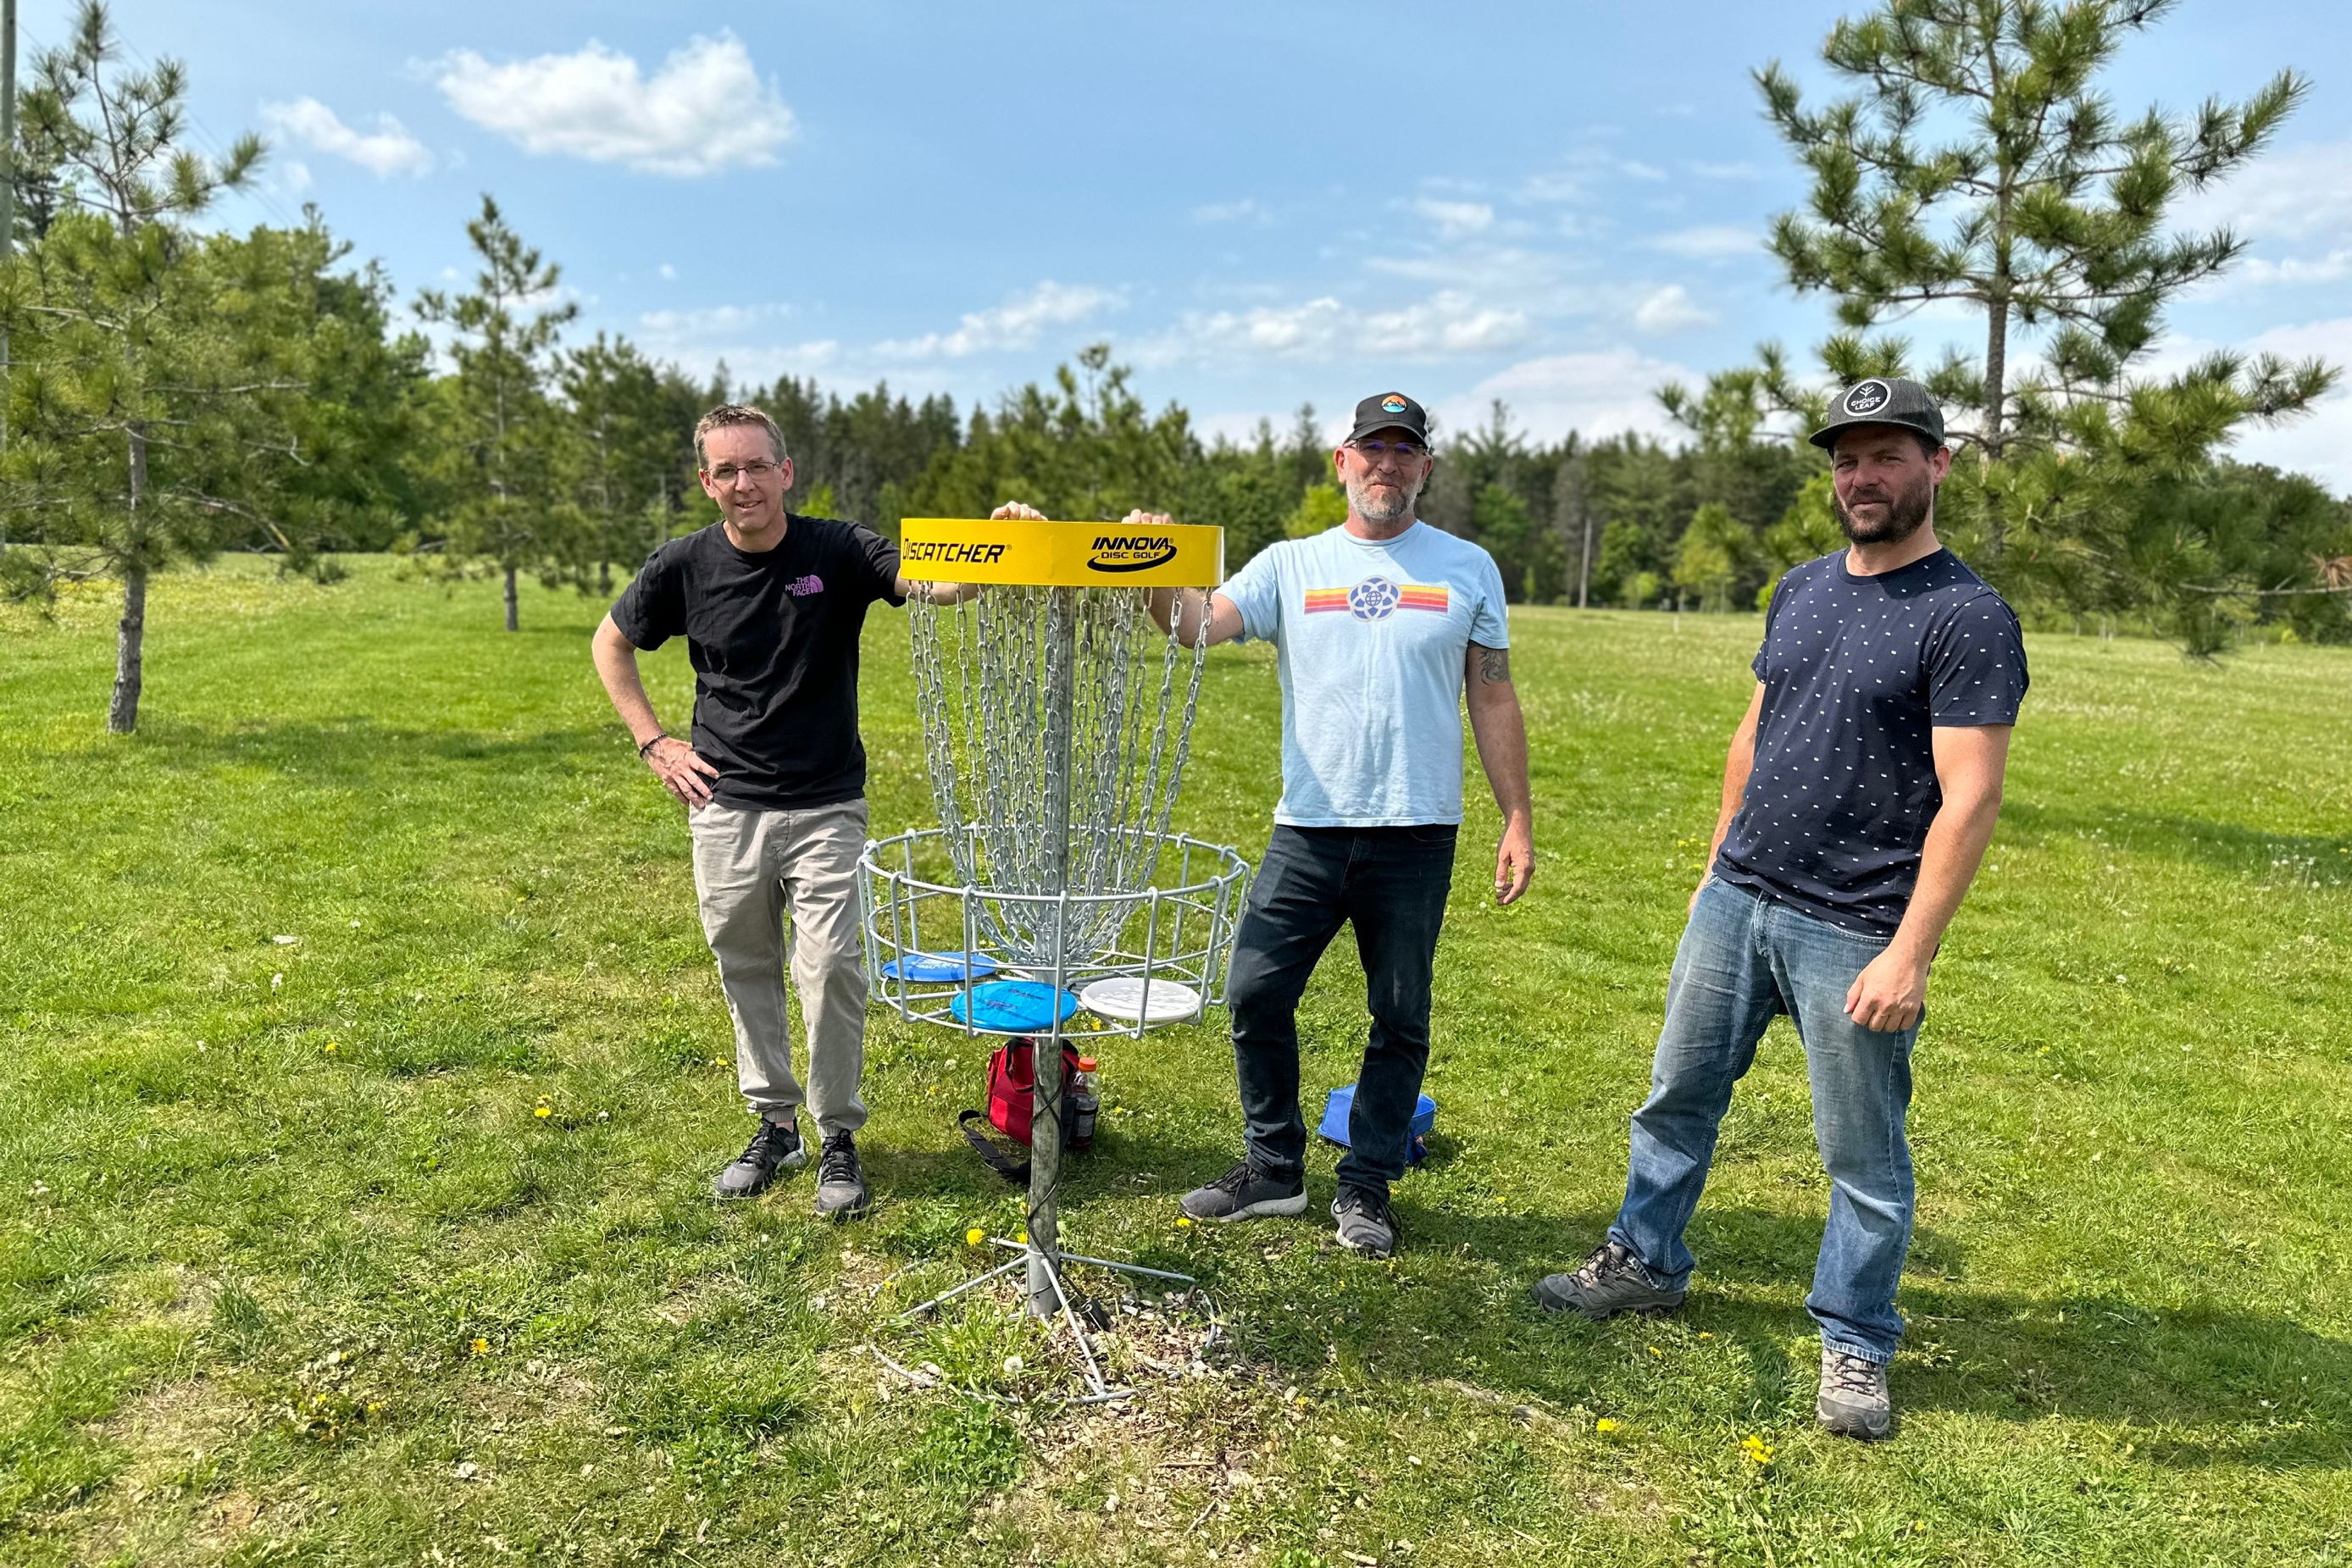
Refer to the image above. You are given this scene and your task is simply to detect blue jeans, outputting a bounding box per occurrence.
[1227,823,1456,1200]
[1610,877,1920,1363]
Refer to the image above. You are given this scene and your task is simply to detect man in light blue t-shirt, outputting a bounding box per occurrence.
[1146,390,1534,1257]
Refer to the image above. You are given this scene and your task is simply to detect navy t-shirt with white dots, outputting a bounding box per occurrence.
[1715,548,2027,935]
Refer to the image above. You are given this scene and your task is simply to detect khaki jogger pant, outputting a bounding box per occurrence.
[687,798,869,1138]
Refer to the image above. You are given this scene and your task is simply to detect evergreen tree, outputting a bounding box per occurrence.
[560,333,676,593]
[0,0,269,733]
[416,196,582,631]
[1664,0,2342,648]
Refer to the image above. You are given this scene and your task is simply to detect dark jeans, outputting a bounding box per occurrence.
[1228,823,1456,1200]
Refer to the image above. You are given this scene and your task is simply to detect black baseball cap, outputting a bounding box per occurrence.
[1346,391,1431,446]
[1808,376,1945,451]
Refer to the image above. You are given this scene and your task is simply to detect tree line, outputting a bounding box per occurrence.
[5,1,2349,734]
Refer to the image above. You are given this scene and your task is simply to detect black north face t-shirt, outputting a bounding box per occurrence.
[611,516,904,812]
[1715,548,2027,934]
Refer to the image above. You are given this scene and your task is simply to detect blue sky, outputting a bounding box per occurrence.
[66,0,2352,486]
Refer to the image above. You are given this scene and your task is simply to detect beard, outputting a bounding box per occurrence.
[1345,468,1422,525]
[1832,468,1935,545]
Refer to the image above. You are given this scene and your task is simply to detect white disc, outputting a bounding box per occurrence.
[1079,976,1203,1023]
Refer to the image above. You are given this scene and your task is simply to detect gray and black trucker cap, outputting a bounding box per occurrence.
[1347,391,1431,445]
[1808,376,1944,451]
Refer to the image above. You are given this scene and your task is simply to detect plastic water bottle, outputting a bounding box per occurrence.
[1069,1055,1099,1149]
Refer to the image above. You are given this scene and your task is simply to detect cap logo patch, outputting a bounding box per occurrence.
[1379,395,1408,414]
[1844,380,1891,416]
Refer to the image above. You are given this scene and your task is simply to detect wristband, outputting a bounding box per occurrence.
[637,733,668,758]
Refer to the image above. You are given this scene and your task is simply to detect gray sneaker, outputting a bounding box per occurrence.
[1817,1348,1895,1440]
[713,1116,805,1200]
[1531,1242,1687,1320]
[1179,1160,1307,1223]
[1330,1187,1396,1258]
[813,1132,871,1220]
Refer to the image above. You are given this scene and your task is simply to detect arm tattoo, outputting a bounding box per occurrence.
[1478,645,1511,684]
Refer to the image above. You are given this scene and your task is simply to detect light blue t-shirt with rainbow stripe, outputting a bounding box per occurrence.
[1218,520,1511,827]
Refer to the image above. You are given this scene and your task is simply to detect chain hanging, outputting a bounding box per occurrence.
[907,586,1210,968]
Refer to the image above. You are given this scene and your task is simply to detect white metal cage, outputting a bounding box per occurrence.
[857,824,1249,1040]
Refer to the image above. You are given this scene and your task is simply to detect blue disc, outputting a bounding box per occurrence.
[948,980,1080,1033]
[880,950,1001,983]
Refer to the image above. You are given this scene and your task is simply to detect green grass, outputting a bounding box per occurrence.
[3,557,2350,1567]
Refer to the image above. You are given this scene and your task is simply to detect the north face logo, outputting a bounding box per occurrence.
[785,573,824,596]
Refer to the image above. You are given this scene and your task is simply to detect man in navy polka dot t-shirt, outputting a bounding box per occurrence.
[1535,376,2027,1443]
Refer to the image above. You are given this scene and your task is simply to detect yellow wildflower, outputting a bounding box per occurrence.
[469,1337,490,1356]
[1595,1418,1619,1433]
[534,1105,552,1119]
[1739,1433,1775,1466]
[967,1227,985,1246]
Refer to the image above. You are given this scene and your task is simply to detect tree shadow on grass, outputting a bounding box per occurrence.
[906,1121,2352,1470]
[2000,801,2352,885]
[130,715,615,792]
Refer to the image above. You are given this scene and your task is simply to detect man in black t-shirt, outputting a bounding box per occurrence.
[1534,377,2027,1443]
[591,404,971,1216]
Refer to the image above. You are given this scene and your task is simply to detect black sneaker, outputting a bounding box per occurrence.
[1330,1186,1397,1258]
[1179,1159,1308,1223]
[1531,1242,1687,1320]
[713,1116,804,1200]
[814,1132,871,1220]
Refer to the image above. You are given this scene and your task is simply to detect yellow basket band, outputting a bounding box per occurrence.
[897,517,1225,587]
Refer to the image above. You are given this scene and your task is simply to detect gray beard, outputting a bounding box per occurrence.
[1345,471,1420,525]
[1833,471,1933,545]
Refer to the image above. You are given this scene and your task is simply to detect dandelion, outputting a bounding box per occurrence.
[967,1227,986,1245]
[1014,1229,1028,1244]
[323,1041,338,1054]
[469,1337,490,1356]
[534,1105,552,1119]
[1647,1344,1661,1357]
[1175,1216,1194,1227]
[1740,1433,1775,1467]
[1595,1418,1621,1434]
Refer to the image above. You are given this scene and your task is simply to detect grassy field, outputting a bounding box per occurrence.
[4,557,2350,1568]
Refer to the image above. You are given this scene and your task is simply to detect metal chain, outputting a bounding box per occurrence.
[907,587,1211,968]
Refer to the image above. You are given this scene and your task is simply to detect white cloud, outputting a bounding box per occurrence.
[434,33,793,177]
[657,263,678,281]
[637,303,789,340]
[1134,290,1530,367]
[1195,198,1269,224]
[1413,198,1494,240]
[2222,315,2352,493]
[879,282,1123,359]
[2176,140,2352,246]
[1650,224,1756,259]
[1634,284,1715,335]
[1435,349,1696,444]
[261,97,435,178]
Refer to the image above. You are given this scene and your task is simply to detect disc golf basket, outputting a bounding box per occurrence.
[858,513,1249,1399]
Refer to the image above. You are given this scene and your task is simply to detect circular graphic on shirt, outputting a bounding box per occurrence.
[1348,576,1401,620]
[1843,379,1891,416]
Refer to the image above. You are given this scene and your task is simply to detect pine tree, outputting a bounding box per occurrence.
[417,197,582,630]
[0,1,269,733]
[1662,0,2340,648]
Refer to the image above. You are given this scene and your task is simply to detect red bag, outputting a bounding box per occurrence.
[959,1036,1083,1183]
[989,1036,1082,1144]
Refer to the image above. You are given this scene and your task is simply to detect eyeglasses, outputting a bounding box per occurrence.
[1350,438,1428,462]
[707,460,780,485]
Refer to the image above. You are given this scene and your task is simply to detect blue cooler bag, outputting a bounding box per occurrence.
[1317,1085,1436,1166]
